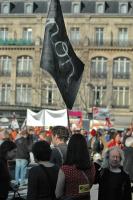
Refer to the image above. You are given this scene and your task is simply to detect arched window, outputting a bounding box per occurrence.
[17,56,32,77]
[25,3,33,14]
[91,57,107,78]
[113,57,130,79]
[2,3,9,14]
[96,3,105,14]
[72,3,80,13]
[0,56,11,76]
[119,3,128,14]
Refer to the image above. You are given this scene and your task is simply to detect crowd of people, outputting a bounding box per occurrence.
[0,125,133,200]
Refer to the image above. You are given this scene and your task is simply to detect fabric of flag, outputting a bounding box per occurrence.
[40,0,84,109]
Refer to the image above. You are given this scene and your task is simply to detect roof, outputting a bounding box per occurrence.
[0,1,133,16]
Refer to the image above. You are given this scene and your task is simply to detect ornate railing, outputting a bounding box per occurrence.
[0,39,34,46]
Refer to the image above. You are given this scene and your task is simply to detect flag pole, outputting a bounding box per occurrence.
[67,109,72,136]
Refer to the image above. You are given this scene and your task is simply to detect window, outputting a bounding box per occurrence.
[23,28,32,41]
[113,57,130,79]
[0,84,11,104]
[91,57,107,78]
[96,2,105,13]
[118,28,128,46]
[0,28,8,41]
[17,56,32,77]
[95,28,104,46]
[91,86,106,106]
[72,3,81,14]
[0,56,11,76]
[41,85,55,105]
[1,3,10,14]
[24,3,33,14]
[69,27,80,45]
[112,86,129,107]
[119,3,128,14]
[16,84,31,105]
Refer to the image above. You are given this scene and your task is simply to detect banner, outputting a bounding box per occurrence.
[68,110,82,130]
[26,109,45,127]
[44,109,68,127]
[92,107,110,120]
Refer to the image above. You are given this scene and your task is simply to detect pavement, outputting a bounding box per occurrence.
[8,184,98,200]
[8,183,133,200]
[8,182,27,199]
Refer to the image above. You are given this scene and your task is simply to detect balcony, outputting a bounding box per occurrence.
[0,39,34,46]
[91,72,107,79]
[0,101,10,105]
[113,73,130,79]
[16,72,32,77]
[16,102,31,106]
[0,71,11,76]
[112,105,129,108]
[70,38,133,48]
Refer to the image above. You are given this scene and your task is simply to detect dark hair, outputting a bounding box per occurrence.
[0,140,16,159]
[32,141,52,161]
[51,126,69,142]
[65,134,91,170]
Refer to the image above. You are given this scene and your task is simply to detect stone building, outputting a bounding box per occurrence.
[0,0,132,128]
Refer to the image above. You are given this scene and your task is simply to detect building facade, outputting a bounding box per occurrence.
[0,0,132,128]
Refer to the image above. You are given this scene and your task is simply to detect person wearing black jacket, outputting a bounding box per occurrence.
[15,130,30,186]
[27,141,59,200]
[0,140,17,200]
[95,146,131,200]
[50,126,69,167]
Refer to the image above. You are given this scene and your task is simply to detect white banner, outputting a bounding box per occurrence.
[45,109,68,127]
[26,109,45,126]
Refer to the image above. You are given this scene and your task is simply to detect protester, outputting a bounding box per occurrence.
[88,129,104,156]
[27,141,59,200]
[122,128,132,147]
[55,134,95,200]
[95,146,131,200]
[123,137,133,186]
[0,140,17,199]
[15,130,30,186]
[50,126,69,166]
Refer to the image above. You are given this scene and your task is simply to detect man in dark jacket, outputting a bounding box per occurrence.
[15,130,30,186]
[50,126,69,167]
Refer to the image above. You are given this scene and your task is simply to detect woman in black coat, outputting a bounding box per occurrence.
[95,146,131,200]
[0,140,17,200]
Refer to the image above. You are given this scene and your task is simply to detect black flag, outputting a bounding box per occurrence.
[40,0,84,109]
